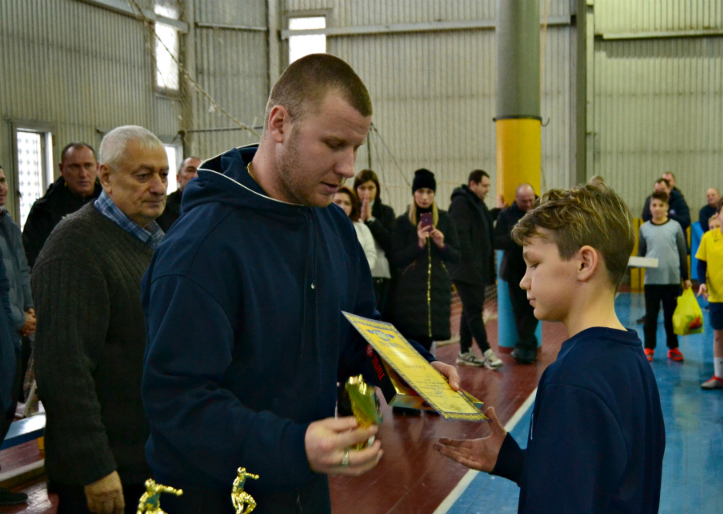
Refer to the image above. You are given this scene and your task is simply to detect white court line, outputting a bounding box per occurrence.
[433,388,538,514]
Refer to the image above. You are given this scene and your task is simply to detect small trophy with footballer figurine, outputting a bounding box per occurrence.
[136,478,183,514]
[231,467,259,514]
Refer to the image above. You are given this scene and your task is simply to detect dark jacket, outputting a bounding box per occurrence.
[141,145,435,512]
[22,176,102,268]
[0,255,17,415]
[493,328,664,513]
[364,200,396,256]
[155,190,182,233]
[391,209,460,341]
[0,209,33,336]
[494,203,528,282]
[699,204,717,232]
[641,188,690,231]
[447,185,499,285]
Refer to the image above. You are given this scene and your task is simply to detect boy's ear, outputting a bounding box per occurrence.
[576,245,599,282]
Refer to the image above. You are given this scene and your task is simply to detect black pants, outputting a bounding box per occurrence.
[50,480,146,514]
[373,277,391,319]
[0,347,21,445]
[507,275,539,351]
[454,281,490,354]
[644,284,680,350]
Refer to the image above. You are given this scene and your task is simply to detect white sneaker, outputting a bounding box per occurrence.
[483,349,503,370]
[456,351,485,367]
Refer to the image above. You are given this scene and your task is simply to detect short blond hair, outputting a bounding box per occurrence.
[512,180,635,287]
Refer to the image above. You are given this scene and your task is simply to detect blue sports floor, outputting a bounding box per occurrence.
[442,292,723,514]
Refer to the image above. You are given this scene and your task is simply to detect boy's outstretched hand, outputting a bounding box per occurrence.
[434,407,506,473]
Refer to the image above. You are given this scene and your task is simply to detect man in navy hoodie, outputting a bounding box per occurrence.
[141,54,459,513]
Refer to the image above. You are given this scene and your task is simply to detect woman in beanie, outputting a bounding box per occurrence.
[353,169,396,317]
[390,168,460,352]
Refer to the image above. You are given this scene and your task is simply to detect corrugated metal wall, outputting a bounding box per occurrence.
[0,0,182,217]
[286,0,576,215]
[189,0,268,159]
[590,0,723,218]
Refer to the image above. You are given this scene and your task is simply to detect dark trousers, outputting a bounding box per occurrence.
[0,347,21,444]
[373,277,391,319]
[507,275,539,351]
[415,336,434,352]
[453,281,490,354]
[50,480,145,514]
[644,284,680,350]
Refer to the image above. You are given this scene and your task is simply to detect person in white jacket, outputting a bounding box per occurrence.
[333,186,377,270]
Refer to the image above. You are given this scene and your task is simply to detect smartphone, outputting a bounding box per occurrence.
[420,212,433,228]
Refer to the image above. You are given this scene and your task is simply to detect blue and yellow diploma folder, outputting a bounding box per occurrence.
[343,312,488,422]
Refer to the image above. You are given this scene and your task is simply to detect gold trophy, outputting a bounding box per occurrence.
[136,478,182,514]
[231,467,259,514]
[345,375,383,449]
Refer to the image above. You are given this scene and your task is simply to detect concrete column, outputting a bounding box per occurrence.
[495,0,542,349]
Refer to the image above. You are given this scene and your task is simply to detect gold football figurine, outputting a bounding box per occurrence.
[231,467,259,514]
[136,478,182,514]
[345,375,383,449]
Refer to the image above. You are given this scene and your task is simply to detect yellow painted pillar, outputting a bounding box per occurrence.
[496,118,541,204]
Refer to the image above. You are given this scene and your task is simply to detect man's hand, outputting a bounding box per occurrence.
[21,308,36,337]
[434,406,506,473]
[305,417,382,477]
[84,471,125,514]
[698,283,708,300]
[431,361,460,391]
[683,280,692,290]
[496,194,507,210]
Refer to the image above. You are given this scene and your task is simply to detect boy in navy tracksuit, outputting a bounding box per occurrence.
[436,182,665,513]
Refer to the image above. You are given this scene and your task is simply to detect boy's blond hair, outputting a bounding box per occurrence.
[512,180,635,287]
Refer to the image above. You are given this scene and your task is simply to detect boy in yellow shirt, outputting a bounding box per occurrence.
[696,198,723,389]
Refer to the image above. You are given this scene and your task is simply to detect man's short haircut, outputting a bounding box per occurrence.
[718,197,723,214]
[655,178,670,188]
[651,191,669,204]
[353,169,382,202]
[99,126,163,171]
[512,180,635,287]
[178,156,201,173]
[662,171,676,180]
[60,142,97,163]
[468,169,489,184]
[264,53,372,130]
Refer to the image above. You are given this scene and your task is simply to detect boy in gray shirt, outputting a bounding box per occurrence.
[638,191,692,361]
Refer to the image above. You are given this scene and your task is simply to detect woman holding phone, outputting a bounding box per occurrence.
[391,168,459,352]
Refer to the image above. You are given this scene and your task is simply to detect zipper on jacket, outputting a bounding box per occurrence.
[426,239,432,338]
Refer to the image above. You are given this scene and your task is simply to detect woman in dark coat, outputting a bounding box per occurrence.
[391,168,459,351]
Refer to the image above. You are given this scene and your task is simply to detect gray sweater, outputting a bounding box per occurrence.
[32,203,152,486]
[638,218,688,285]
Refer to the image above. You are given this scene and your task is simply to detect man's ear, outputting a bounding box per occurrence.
[267,105,292,143]
[576,245,600,282]
[98,164,112,194]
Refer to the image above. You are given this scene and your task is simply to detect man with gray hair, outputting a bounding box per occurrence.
[33,125,168,513]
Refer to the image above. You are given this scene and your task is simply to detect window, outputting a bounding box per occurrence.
[155,2,180,92]
[163,144,181,193]
[15,129,53,229]
[288,16,326,63]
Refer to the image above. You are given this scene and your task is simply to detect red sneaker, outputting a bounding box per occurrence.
[644,348,654,362]
[667,348,684,362]
[701,376,723,390]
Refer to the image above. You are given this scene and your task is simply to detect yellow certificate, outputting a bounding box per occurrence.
[343,312,487,422]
